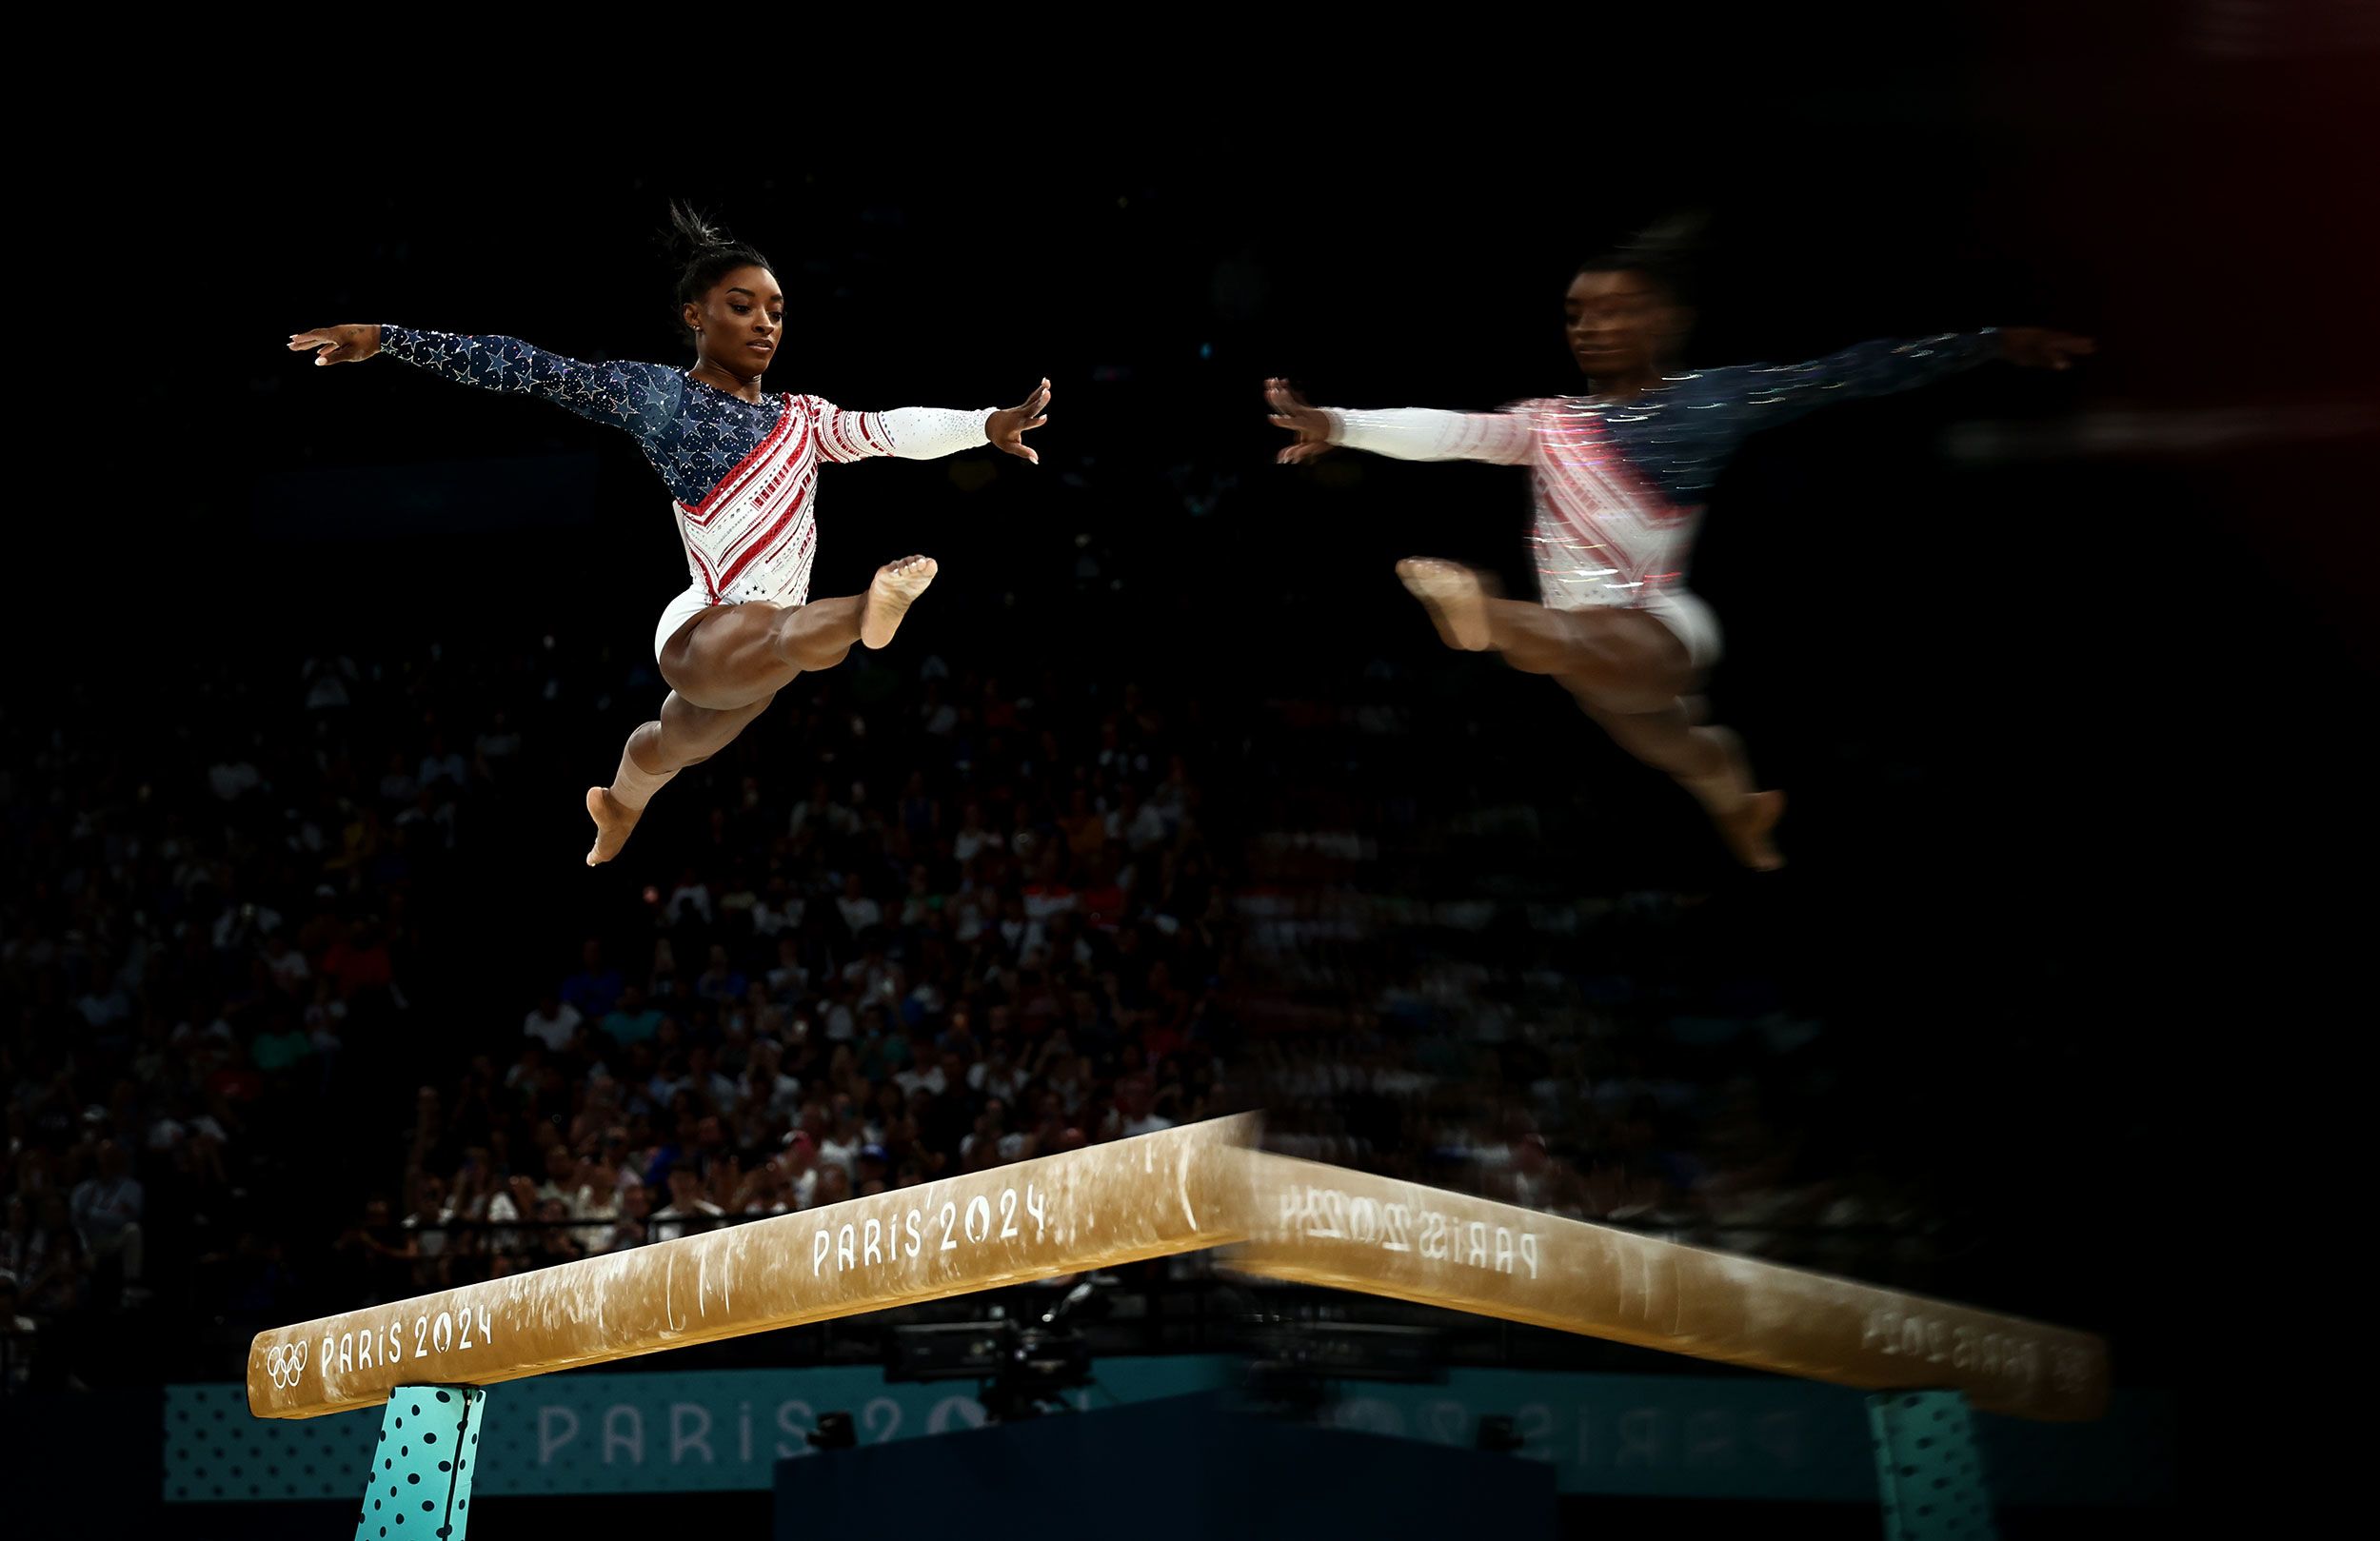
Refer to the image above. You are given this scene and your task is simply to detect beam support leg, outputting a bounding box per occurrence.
[353,1385,486,1541]
[1869,1390,1996,1540]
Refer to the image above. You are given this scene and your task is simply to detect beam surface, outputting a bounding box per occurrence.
[250,1116,1254,1418]
[252,1126,2112,1425]
[1224,1156,2109,1421]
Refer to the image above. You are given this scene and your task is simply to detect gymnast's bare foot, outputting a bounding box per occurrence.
[1716,789,1786,872]
[585,787,641,867]
[1396,558,1493,651]
[862,555,938,650]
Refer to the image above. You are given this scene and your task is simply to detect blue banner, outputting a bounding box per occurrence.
[163,1359,2171,1506]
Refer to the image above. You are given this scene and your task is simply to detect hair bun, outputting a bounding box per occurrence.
[661,203,778,343]
[664,200,738,259]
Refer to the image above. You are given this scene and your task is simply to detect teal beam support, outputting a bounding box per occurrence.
[354,1385,485,1541]
[1869,1390,1996,1540]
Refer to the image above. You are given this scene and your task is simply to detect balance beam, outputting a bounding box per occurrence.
[251,1121,2109,1426]
[248,1116,1255,1419]
[1222,1154,2109,1421]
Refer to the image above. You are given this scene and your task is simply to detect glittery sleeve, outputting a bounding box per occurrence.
[1714,330,2000,431]
[882,405,995,460]
[377,325,684,447]
[796,400,991,464]
[1323,406,1537,465]
[792,396,882,464]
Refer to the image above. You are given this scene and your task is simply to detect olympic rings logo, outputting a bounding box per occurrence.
[263,1340,309,1389]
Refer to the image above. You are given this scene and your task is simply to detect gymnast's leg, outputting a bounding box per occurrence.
[584,556,938,865]
[1567,691,1784,871]
[1396,556,1782,869]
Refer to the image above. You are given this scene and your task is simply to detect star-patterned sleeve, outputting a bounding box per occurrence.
[1710,330,2001,432]
[1322,406,1537,465]
[797,397,991,464]
[378,325,684,446]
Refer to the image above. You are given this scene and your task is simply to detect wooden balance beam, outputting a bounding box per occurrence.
[249,1116,1256,1419]
[1221,1154,2109,1422]
[250,1120,2107,1425]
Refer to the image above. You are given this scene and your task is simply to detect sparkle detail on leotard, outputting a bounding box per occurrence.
[1330,331,2000,610]
[377,326,991,605]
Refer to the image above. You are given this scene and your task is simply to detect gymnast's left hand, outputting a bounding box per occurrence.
[1265,379,1337,464]
[1998,328,2096,370]
[288,324,383,365]
[986,379,1051,464]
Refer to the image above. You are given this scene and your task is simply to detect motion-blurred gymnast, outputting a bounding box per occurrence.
[1266,222,2092,870]
[292,206,1047,866]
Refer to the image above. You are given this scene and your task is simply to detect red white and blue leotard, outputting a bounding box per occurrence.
[1324,331,1999,668]
[378,326,992,654]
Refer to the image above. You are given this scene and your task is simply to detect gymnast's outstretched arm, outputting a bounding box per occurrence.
[797,377,1050,466]
[1264,378,1535,466]
[1712,326,2095,432]
[288,323,684,445]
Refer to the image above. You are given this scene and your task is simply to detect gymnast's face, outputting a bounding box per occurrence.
[1565,268,1684,382]
[688,265,785,375]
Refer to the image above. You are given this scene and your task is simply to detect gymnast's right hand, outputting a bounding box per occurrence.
[288,324,383,365]
[1265,378,1337,464]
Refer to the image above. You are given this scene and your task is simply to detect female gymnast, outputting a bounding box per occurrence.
[1265,225,2092,870]
[290,206,1048,866]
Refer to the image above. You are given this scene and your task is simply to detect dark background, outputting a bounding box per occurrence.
[18,4,2377,1531]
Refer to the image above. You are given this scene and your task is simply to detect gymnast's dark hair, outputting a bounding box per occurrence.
[1577,211,1710,307]
[663,202,775,337]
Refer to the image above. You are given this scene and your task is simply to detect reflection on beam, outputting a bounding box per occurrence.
[1223,1155,2109,1421]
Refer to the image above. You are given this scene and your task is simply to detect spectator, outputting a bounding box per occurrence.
[819,1105,865,1178]
[524,992,583,1053]
[401,1175,451,1282]
[952,801,1002,864]
[1060,786,1107,861]
[836,873,883,937]
[650,1168,724,1244]
[322,919,395,1000]
[73,964,134,1031]
[602,987,666,1048]
[533,1197,585,1264]
[562,941,625,1020]
[1105,1075,1175,1139]
[774,1132,820,1207]
[486,1176,539,1257]
[790,778,858,840]
[377,749,418,808]
[732,1158,795,1217]
[395,786,458,849]
[250,1018,315,1076]
[302,652,358,712]
[603,1183,654,1254]
[665,869,715,928]
[695,945,746,1005]
[262,931,312,997]
[208,743,264,803]
[418,731,467,794]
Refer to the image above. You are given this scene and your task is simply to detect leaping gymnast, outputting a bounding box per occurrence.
[290,205,1048,866]
[1266,222,2092,870]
